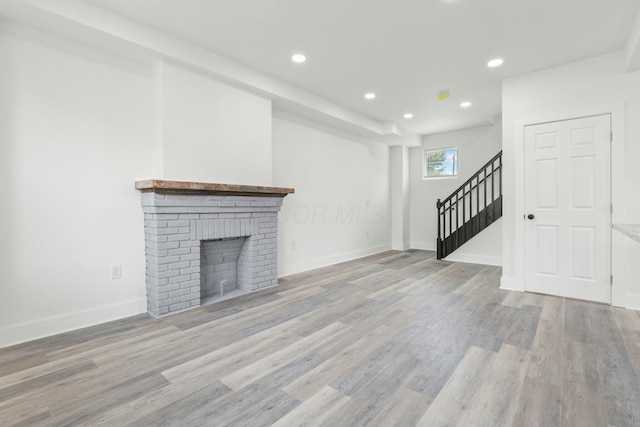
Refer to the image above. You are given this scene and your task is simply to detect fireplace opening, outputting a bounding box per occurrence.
[200,237,249,305]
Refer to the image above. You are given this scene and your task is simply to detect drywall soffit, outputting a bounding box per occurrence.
[0,0,421,147]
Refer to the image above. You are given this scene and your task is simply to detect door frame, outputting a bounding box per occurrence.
[511,104,626,304]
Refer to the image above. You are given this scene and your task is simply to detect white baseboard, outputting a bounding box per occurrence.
[410,241,436,251]
[500,276,524,292]
[408,241,501,266]
[444,253,502,266]
[391,242,412,251]
[279,244,391,277]
[0,298,147,349]
[616,297,640,311]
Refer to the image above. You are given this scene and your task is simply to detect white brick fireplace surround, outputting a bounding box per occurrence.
[136,180,294,318]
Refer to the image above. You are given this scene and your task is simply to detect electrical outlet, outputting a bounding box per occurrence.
[366,231,370,239]
[111,265,122,280]
[291,241,297,250]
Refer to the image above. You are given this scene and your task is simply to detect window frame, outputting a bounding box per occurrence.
[423,147,459,180]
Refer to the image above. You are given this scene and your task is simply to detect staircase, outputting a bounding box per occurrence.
[436,151,502,260]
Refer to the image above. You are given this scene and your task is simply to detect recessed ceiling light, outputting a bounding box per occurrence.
[364,92,376,100]
[291,53,306,63]
[487,58,503,68]
[404,113,413,119]
[460,101,472,108]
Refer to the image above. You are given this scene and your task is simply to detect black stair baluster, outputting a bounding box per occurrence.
[462,184,467,243]
[455,192,459,250]
[468,179,472,238]
[499,154,502,198]
[491,160,495,222]
[447,201,450,249]
[483,168,487,226]
[475,175,480,234]
[437,199,442,259]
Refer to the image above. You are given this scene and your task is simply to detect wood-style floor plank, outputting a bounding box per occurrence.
[2,249,640,426]
[220,322,348,391]
[561,339,607,427]
[455,343,530,426]
[512,377,561,427]
[527,319,564,385]
[283,325,397,401]
[417,345,497,426]
[272,385,350,427]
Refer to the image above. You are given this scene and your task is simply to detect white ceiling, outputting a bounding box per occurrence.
[7,0,640,136]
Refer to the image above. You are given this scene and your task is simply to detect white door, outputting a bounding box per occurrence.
[524,115,611,303]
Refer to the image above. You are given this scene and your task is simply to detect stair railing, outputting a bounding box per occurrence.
[436,151,502,259]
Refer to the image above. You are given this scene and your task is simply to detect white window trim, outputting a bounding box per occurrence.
[423,147,458,180]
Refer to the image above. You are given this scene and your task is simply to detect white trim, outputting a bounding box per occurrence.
[444,253,502,266]
[513,104,624,299]
[422,176,459,181]
[278,244,391,277]
[612,227,640,309]
[0,298,147,349]
[392,242,412,251]
[610,108,629,307]
[423,146,459,179]
[500,276,521,292]
[410,241,436,251]
[619,298,640,311]
[409,242,501,266]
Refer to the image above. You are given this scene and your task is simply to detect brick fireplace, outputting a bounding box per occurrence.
[136,180,294,317]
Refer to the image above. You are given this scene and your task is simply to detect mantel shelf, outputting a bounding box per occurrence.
[613,224,640,244]
[135,179,294,198]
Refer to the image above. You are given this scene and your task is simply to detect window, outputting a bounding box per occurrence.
[423,147,458,179]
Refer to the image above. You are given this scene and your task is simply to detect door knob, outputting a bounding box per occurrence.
[527,214,535,220]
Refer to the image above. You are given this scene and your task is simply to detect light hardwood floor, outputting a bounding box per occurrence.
[2,250,640,426]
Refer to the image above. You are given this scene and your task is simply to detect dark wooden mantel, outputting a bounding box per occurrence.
[135,179,295,198]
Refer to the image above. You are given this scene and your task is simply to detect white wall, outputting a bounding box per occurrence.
[272,114,391,276]
[160,61,272,186]
[502,51,640,307]
[0,25,278,348]
[409,123,503,265]
[390,146,410,250]
[0,27,154,347]
[613,231,640,308]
